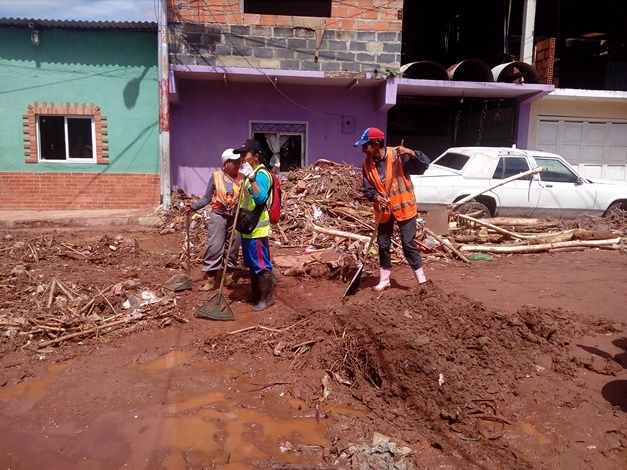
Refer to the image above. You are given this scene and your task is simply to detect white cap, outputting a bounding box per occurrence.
[221,148,239,163]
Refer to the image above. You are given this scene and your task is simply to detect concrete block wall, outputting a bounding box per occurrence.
[167,0,402,74]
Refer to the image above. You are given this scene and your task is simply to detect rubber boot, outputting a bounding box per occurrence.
[245,270,260,304]
[414,267,427,284]
[201,271,218,291]
[373,268,391,291]
[414,267,428,293]
[253,270,275,312]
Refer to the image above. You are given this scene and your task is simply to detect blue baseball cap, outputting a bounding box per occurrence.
[353,127,385,147]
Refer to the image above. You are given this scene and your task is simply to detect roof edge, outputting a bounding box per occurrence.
[0,17,157,31]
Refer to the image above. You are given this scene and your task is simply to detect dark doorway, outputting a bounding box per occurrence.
[401,0,524,68]
[387,96,517,159]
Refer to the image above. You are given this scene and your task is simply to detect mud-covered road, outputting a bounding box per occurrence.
[0,225,625,469]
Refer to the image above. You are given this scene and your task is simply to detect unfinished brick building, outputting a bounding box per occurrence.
[168,0,403,74]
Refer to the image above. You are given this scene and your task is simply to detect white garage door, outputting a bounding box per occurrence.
[536,117,627,181]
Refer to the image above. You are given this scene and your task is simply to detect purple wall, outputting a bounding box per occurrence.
[170,79,386,196]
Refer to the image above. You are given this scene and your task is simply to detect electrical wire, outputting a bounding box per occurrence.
[201,1,347,118]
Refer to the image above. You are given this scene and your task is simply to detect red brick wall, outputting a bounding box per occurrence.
[535,38,557,85]
[168,0,403,32]
[0,173,160,210]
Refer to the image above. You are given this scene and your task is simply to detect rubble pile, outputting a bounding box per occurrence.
[205,284,622,468]
[450,211,626,256]
[276,160,371,247]
[0,234,187,352]
[160,167,626,273]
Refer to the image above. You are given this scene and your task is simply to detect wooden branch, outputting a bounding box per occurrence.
[290,337,324,350]
[312,223,370,242]
[450,166,544,211]
[47,279,57,309]
[459,237,621,254]
[55,279,75,301]
[458,214,532,240]
[423,227,470,263]
[96,286,118,317]
[37,318,130,348]
[482,217,546,227]
[226,325,283,335]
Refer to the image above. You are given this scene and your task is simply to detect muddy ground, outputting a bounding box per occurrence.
[0,224,625,469]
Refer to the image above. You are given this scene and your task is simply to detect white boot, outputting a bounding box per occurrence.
[414,267,427,284]
[374,268,391,291]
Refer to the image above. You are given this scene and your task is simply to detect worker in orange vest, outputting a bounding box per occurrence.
[187,148,242,290]
[357,127,430,291]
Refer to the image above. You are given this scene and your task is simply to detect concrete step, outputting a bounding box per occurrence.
[0,209,162,228]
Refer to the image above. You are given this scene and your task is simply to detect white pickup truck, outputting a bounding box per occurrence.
[410,147,627,217]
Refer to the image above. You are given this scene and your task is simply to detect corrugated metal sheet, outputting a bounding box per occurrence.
[0,17,156,31]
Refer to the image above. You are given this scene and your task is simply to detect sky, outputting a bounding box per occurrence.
[0,0,158,22]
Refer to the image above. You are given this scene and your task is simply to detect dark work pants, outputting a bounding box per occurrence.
[377,215,423,270]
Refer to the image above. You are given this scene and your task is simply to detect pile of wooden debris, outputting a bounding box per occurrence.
[449,213,625,255]
[0,234,188,351]
[162,163,626,276]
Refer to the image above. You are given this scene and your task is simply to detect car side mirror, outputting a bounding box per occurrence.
[575,176,585,186]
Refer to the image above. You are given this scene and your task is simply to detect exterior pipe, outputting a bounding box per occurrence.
[158,0,171,208]
[520,0,537,64]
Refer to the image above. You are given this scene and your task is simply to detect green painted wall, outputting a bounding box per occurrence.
[0,26,158,173]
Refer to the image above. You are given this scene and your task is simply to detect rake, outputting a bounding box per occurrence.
[196,193,243,321]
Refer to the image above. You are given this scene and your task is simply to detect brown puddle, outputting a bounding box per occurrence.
[0,362,69,415]
[284,392,368,417]
[119,389,328,468]
[137,351,192,373]
[324,404,369,416]
[517,421,553,445]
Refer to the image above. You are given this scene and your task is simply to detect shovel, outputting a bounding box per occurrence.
[343,147,399,298]
[342,210,385,298]
[163,211,193,292]
[196,194,242,321]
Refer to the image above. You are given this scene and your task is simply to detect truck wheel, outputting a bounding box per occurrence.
[458,201,492,218]
[604,201,626,217]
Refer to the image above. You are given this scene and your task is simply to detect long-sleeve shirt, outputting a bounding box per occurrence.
[248,169,271,205]
[362,149,430,201]
[192,171,239,216]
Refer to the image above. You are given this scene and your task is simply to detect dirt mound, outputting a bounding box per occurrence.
[205,284,619,467]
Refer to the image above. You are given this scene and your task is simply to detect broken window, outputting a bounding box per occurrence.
[38,115,95,161]
[244,0,331,17]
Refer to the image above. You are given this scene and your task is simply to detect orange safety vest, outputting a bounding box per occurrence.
[211,170,241,211]
[363,147,417,223]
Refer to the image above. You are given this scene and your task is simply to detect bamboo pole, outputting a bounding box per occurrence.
[459,237,621,254]
[450,166,544,211]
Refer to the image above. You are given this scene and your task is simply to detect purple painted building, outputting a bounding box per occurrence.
[169,67,390,195]
[165,1,555,197]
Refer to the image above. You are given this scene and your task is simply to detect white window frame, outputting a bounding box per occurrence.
[36,115,97,163]
[249,120,308,168]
